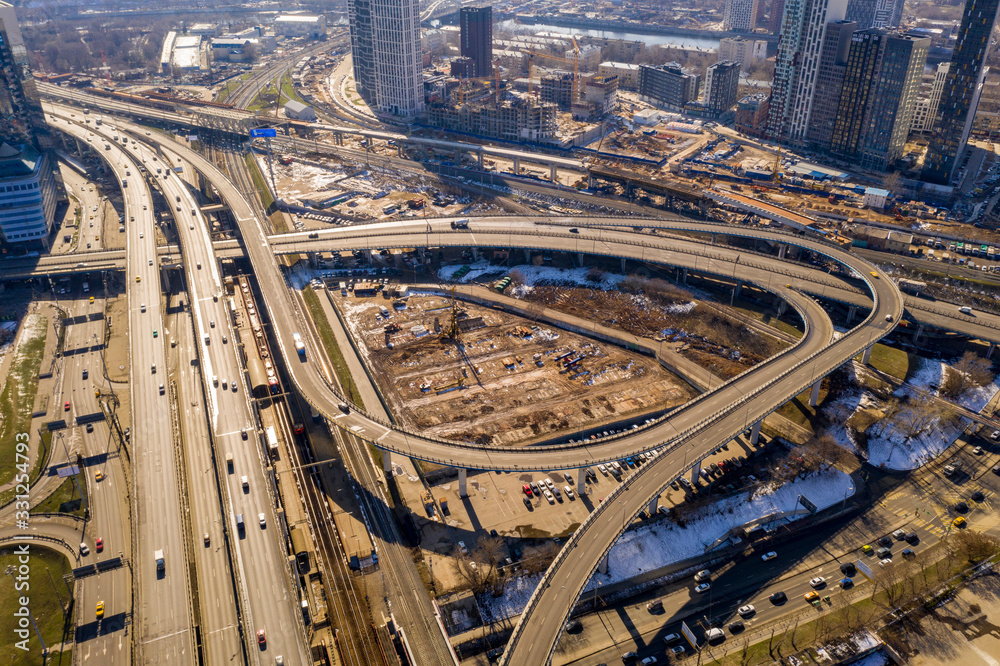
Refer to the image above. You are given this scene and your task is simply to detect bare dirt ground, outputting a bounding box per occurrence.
[341,293,696,445]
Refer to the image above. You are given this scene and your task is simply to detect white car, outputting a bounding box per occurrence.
[761,551,778,562]
[694,582,711,593]
[544,478,556,492]
[737,604,756,617]
[543,490,555,504]
[258,513,266,528]
[458,541,468,554]
[809,577,826,589]
[694,569,711,582]
[597,464,607,475]
[564,486,575,500]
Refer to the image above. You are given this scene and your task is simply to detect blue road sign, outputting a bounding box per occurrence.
[250,128,277,138]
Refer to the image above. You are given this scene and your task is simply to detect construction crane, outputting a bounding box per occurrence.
[570,36,581,104]
[523,47,581,102]
[442,286,463,343]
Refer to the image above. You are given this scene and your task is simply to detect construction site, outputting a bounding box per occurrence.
[337,289,697,446]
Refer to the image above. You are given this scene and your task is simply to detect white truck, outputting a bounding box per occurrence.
[155,549,165,571]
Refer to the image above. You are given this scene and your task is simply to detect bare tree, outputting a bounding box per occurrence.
[941,352,994,398]
[948,530,1000,564]
[881,171,904,197]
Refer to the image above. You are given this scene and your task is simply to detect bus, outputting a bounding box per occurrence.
[266,426,279,459]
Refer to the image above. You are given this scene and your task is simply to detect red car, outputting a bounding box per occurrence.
[522,484,533,497]
[95,537,103,553]
[256,629,266,647]
[64,401,70,411]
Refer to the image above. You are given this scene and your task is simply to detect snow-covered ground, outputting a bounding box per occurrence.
[902,357,1000,412]
[0,321,18,358]
[822,356,1000,470]
[481,467,855,622]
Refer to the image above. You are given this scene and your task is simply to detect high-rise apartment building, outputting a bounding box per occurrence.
[638,63,700,110]
[460,6,492,79]
[844,0,904,29]
[348,0,424,116]
[766,0,849,146]
[718,37,769,72]
[704,61,741,113]
[769,0,786,33]
[0,1,63,244]
[858,33,929,170]
[807,20,856,149]
[724,0,761,32]
[830,29,887,157]
[923,0,1000,184]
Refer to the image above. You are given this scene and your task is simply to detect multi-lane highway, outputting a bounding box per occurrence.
[55,114,198,663]
[54,111,311,664]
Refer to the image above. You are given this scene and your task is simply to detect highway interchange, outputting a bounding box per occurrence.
[19,90,1000,666]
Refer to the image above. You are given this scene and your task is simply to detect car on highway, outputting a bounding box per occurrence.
[729,620,745,634]
[86,423,93,433]
[809,577,826,589]
[204,533,210,546]
[892,529,907,540]
[861,545,874,555]
[95,537,103,553]
[840,562,857,575]
[543,490,555,504]
[621,651,638,664]
[904,532,919,544]
[840,577,853,588]
[135,275,140,282]
[646,599,663,613]
[662,632,680,645]
[670,645,686,655]
[694,582,711,593]
[257,629,266,647]
[954,501,968,513]
[902,548,915,558]
[241,476,249,491]
[769,591,787,604]
[761,551,777,561]
[565,619,583,633]
[259,513,266,528]
[877,536,893,548]
[870,271,879,278]
[804,591,820,603]
[737,604,756,617]
[95,470,103,482]
[879,558,893,567]
[953,516,967,528]
[971,490,985,502]
[694,569,711,582]
[876,547,892,558]
[96,601,105,619]
[64,401,70,411]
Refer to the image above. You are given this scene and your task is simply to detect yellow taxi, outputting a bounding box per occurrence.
[953,516,967,528]
[870,271,879,278]
[804,591,820,603]
[861,544,874,555]
[94,470,104,482]
[89,296,94,304]
[135,275,141,283]
[96,601,105,619]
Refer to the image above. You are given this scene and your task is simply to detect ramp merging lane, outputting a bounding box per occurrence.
[71,123,901,662]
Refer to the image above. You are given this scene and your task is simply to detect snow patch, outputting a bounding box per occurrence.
[482,468,855,622]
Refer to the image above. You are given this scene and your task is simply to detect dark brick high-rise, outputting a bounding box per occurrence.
[460,6,493,79]
[923,0,1000,185]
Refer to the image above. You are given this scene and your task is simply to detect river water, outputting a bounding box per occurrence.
[500,19,722,51]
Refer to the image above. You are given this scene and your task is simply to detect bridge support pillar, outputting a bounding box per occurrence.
[777,298,787,316]
[525,249,532,262]
[733,281,742,299]
[861,345,873,364]
[577,467,587,493]
[778,244,787,259]
[809,379,822,407]
[847,306,857,324]
[458,468,468,498]
[550,164,558,181]
[648,496,658,516]
[478,152,484,169]
[578,252,585,267]
[990,343,997,359]
[682,267,688,283]
[711,234,717,245]
[471,247,478,260]
[913,324,924,343]
[691,462,701,483]
[513,156,521,174]
[383,450,392,473]
[750,420,762,446]
[397,145,402,157]
[598,553,609,575]
[621,257,626,272]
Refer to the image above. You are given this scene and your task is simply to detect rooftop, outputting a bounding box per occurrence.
[0,143,40,179]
